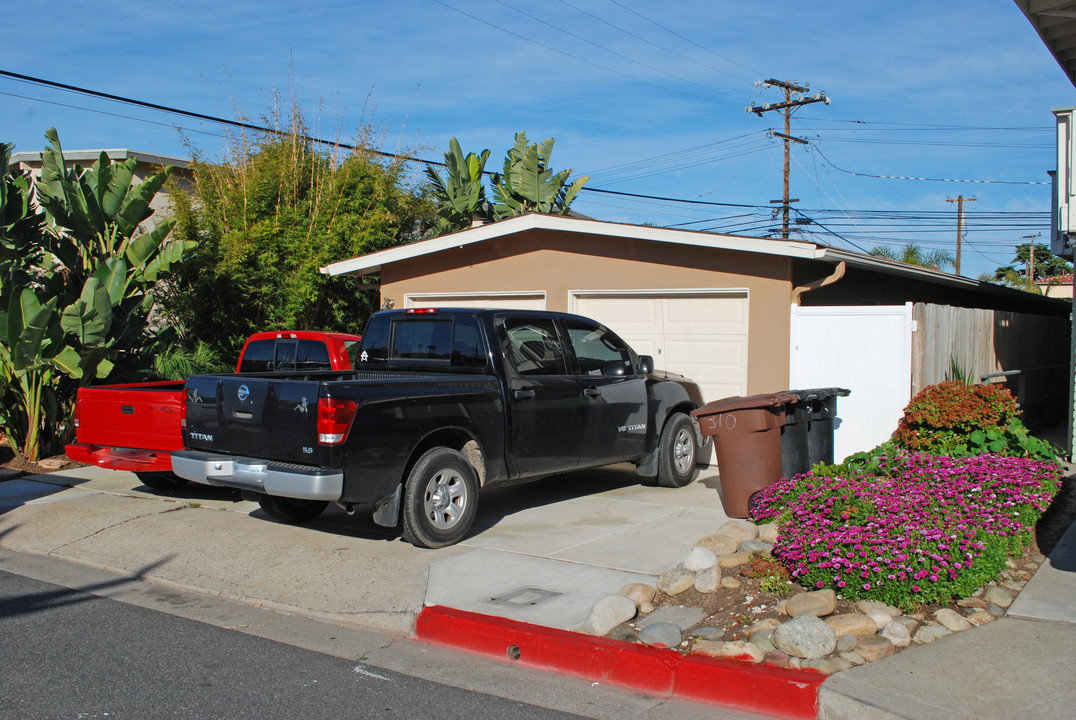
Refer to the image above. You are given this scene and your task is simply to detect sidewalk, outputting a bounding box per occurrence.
[3,463,1076,719]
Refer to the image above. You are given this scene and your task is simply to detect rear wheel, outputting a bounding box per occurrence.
[258,495,329,524]
[656,412,700,488]
[401,447,478,549]
[135,472,189,492]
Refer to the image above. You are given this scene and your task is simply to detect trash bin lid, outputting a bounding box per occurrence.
[787,387,850,400]
[692,391,801,416]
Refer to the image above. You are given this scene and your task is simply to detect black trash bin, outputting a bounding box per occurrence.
[778,388,851,476]
[803,387,850,467]
[779,398,811,479]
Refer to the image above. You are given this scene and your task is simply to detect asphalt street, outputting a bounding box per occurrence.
[1,570,588,720]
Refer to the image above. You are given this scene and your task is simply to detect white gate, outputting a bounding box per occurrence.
[789,303,914,462]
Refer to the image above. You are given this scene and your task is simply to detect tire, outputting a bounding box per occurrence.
[401,447,479,549]
[135,472,189,491]
[656,412,700,488]
[258,495,329,524]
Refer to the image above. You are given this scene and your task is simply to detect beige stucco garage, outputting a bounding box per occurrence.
[324,214,824,403]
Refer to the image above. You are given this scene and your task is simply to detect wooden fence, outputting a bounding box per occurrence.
[912,303,1070,427]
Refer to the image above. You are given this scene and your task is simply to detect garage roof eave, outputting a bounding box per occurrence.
[320,214,822,277]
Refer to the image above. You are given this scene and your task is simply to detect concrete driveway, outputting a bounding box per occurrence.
[0,463,734,635]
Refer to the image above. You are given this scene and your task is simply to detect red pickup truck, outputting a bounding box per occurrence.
[66,331,361,490]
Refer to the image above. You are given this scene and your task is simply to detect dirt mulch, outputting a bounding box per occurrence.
[0,444,85,477]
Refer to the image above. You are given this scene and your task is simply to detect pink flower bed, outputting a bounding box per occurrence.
[750,453,1061,609]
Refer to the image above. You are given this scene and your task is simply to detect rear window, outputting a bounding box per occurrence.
[358,316,487,368]
[239,339,275,372]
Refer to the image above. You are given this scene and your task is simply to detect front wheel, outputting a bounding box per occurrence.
[401,447,479,549]
[258,495,329,524]
[656,412,700,488]
[135,472,189,492]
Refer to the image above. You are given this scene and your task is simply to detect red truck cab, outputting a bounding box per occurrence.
[65,331,360,490]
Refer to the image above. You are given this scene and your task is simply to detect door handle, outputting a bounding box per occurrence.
[513,389,536,400]
[583,387,602,397]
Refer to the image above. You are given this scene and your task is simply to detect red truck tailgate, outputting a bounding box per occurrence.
[67,381,187,471]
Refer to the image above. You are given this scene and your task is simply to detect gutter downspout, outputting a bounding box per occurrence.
[792,261,846,304]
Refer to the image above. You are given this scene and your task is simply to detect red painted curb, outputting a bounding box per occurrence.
[414,606,824,719]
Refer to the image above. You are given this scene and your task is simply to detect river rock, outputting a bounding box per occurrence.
[718,551,753,568]
[983,586,1013,609]
[986,603,1007,617]
[716,520,758,545]
[691,640,727,657]
[719,640,766,663]
[682,546,718,572]
[745,618,781,637]
[840,651,865,666]
[958,596,987,609]
[835,634,858,653]
[695,533,741,556]
[721,576,742,589]
[855,635,895,662]
[825,613,879,637]
[749,629,776,654]
[739,540,773,556]
[764,650,791,668]
[890,616,919,634]
[772,615,838,659]
[657,567,696,596]
[913,623,952,644]
[784,589,836,618]
[880,620,911,648]
[967,610,996,626]
[935,608,973,632]
[692,626,725,640]
[758,523,780,544]
[695,565,722,593]
[582,593,637,636]
[619,583,656,606]
[801,658,844,675]
[639,622,683,648]
[867,610,894,630]
[855,600,901,617]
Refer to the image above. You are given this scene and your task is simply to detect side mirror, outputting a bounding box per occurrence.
[639,355,654,374]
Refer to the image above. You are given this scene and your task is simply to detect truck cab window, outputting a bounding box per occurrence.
[501,318,568,376]
[564,320,634,375]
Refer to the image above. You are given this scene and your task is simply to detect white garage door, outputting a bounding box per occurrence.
[572,291,749,405]
[406,292,546,310]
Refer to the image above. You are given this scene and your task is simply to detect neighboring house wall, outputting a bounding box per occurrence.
[379,228,795,396]
[8,149,193,230]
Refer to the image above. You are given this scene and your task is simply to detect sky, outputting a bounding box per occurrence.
[3,0,1075,280]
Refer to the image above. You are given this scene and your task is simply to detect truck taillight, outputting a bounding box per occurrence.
[180,397,187,429]
[73,397,81,428]
[317,397,358,445]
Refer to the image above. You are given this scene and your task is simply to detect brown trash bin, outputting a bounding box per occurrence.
[692,392,799,518]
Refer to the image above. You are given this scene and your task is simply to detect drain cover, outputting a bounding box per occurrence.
[485,586,563,609]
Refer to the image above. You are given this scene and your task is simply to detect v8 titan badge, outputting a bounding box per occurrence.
[237,384,250,402]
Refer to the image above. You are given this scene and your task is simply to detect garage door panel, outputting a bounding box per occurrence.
[662,295,748,335]
[575,292,749,408]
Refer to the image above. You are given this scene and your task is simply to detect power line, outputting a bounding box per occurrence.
[813,146,1050,185]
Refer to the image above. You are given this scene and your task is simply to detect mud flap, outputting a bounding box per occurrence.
[372,484,402,527]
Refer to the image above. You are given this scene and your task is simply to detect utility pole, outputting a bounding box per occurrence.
[946,195,976,275]
[748,79,831,240]
[1022,232,1042,288]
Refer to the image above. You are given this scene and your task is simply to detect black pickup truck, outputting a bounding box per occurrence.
[172,309,705,548]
